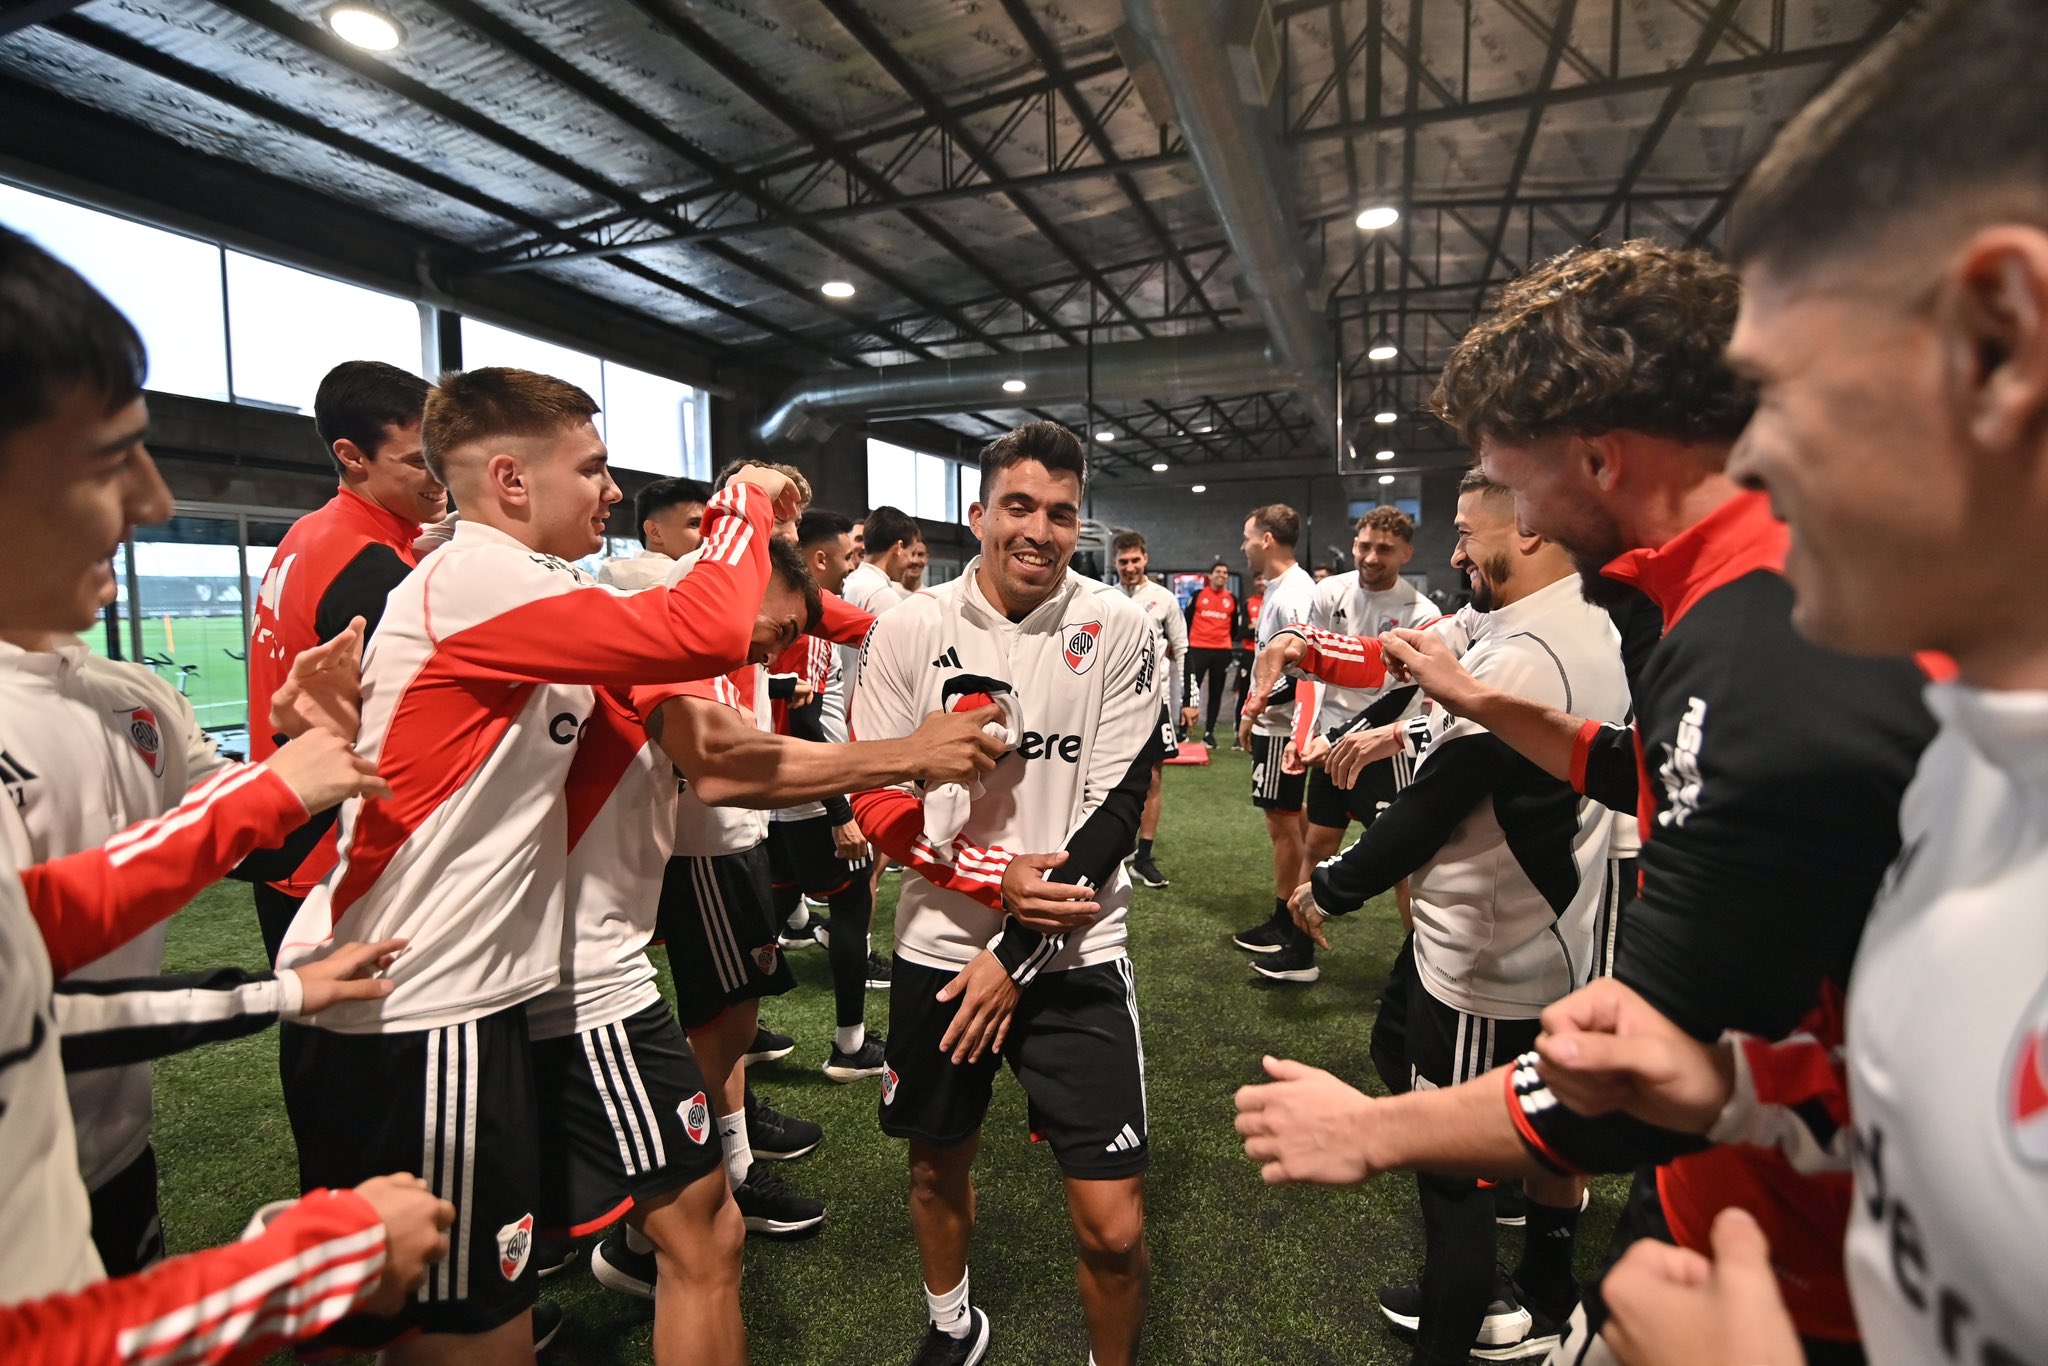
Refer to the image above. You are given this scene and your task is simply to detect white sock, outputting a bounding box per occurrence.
[624,1223,655,1255]
[926,1268,972,1339]
[834,1023,865,1054]
[718,1109,751,1189]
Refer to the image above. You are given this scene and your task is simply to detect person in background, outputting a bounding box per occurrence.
[845,505,923,613]
[599,477,712,588]
[1181,562,1239,748]
[1111,531,1186,890]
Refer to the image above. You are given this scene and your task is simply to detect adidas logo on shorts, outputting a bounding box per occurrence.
[1105,1122,1142,1154]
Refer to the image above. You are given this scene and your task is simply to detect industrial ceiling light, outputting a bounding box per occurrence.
[1095,429,1117,443]
[1150,462,1170,472]
[1355,205,1400,231]
[1377,473,1396,485]
[1194,423,1213,434]
[1191,484,1207,493]
[324,2,404,49]
[1374,409,1398,425]
[820,280,856,299]
[1367,337,1398,361]
[1375,449,1395,461]
[1002,378,1027,394]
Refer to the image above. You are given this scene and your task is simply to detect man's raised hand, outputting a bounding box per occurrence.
[727,464,802,528]
[909,704,1008,784]
[1234,1056,1381,1186]
[269,615,366,741]
[1380,628,1483,717]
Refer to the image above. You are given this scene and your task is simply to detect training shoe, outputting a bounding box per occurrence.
[1376,1276,1533,1347]
[533,1233,578,1279]
[1472,1300,1564,1361]
[823,1033,888,1081]
[746,1089,822,1161]
[866,952,893,990]
[736,1162,826,1236]
[534,1301,566,1353]
[1128,852,1170,888]
[1251,940,1321,983]
[1202,730,1216,748]
[1232,919,1289,953]
[778,919,825,950]
[589,1229,656,1300]
[743,1024,795,1065]
[908,1307,991,1366]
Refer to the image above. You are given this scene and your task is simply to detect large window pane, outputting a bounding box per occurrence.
[600,360,692,478]
[913,450,952,522]
[130,516,249,732]
[226,253,421,413]
[957,463,978,527]
[0,181,229,402]
[866,439,917,513]
[460,318,605,408]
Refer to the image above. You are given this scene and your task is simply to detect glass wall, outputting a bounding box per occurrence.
[868,438,971,523]
[226,252,423,413]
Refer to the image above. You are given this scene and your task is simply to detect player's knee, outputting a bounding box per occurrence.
[1071,1199,1145,1266]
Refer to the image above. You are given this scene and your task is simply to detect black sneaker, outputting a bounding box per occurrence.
[743,1024,795,1065]
[589,1228,656,1299]
[1375,1275,1532,1346]
[1203,730,1216,747]
[823,1033,888,1082]
[1232,919,1288,953]
[1251,939,1321,983]
[1128,852,1170,888]
[735,1162,826,1236]
[908,1306,991,1366]
[1472,1300,1564,1361]
[746,1089,822,1160]
[865,952,893,990]
[779,919,824,949]
[533,1301,566,1353]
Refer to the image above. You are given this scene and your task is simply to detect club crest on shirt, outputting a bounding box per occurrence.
[497,1212,534,1281]
[1063,621,1102,675]
[882,1065,899,1106]
[117,706,166,778]
[753,944,779,975]
[2004,977,2048,1170]
[680,1091,711,1145]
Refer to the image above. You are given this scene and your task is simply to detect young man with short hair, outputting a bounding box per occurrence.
[851,421,1165,1366]
[247,359,441,960]
[600,476,713,587]
[1111,531,1185,889]
[1181,561,1239,746]
[845,505,923,613]
[1231,506,1320,979]
[275,366,798,1364]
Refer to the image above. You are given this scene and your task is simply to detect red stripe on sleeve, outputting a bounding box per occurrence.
[1503,1068,1590,1178]
[1568,718,1604,795]
[1297,628,1389,690]
[849,788,1009,911]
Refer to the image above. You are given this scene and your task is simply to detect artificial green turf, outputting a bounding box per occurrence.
[155,747,1624,1364]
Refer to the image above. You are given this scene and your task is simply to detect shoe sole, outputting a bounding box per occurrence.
[865,978,890,990]
[822,1062,886,1082]
[958,1310,992,1366]
[1231,934,1285,952]
[1473,1331,1561,1361]
[1130,872,1170,888]
[743,1044,795,1064]
[742,1211,826,1236]
[1378,1303,1531,1347]
[534,1311,565,1354]
[750,1137,820,1161]
[1252,963,1321,983]
[589,1244,654,1300]
[1379,1305,1420,1333]
[535,1249,579,1279]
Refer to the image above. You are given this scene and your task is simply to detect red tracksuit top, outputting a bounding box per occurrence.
[1187,587,1237,650]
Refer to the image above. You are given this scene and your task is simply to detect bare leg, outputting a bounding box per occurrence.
[1062,1174,1148,1366]
[1139,764,1163,842]
[384,1314,533,1366]
[1396,877,1413,933]
[637,1169,746,1366]
[1265,808,1305,901]
[907,1134,980,1297]
[1301,820,1345,885]
[686,999,759,1120]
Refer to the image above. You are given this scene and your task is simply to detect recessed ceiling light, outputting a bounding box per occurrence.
[1191,484,1206,493]
[1374,410,1398,424]
[1150,462,1169,472]
[324,2,404,49]
[1194,424,1213,434]
[1377,473,1396,485]
[1355,205,1400,231]
[1001,378,1027,394]
[1375,449,1395,461]
[1094,429,1116,443]
[820,280,856,299]
[1367,341,1398,361]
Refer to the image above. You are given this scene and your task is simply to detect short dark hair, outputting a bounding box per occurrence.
[1247,503,1300,548]
[0,227,146,446]
[1730,1,2044,277]
[1357,506,1415,542]
[796,508,853,548]
[313,361,431,470]
[977,420,1087,503]
[1431,241,1752,450]
[634,477,712,547]
[1458,467,1514,504]
[863,505,922,555]
[1111,531,1147,555]
[768,534,823,634]
[1211,560,1230,573]
[422,367,599,483]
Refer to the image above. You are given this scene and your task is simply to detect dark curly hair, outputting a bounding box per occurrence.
[1430,241,1754,451]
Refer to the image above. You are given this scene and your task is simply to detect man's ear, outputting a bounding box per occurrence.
[1945,226,2048,455]
[332,438,370,479]
[1578,433,1626,493]
[484,451,527,508]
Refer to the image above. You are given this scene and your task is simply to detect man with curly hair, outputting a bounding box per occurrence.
[1235,240,1939,1365]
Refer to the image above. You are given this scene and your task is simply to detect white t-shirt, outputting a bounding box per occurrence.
[1118,578,1186,711]
[1253,564,1318,737]
[1304,573,1437,733]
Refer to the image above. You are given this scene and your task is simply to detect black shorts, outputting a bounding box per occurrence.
[1304,756,1400,830]
[767,815,868,898]
[1249,732,1305,812]
[88,1143,165,1277]
[655,845,796,1031]
[1404,981,1541,1094]
[1153,701,1176,757]
[880,956,1149,1180]
[531,1001,724,1239]
[280,1007,539,1346]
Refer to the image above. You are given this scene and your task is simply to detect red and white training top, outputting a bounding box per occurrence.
[280,484,771,1033]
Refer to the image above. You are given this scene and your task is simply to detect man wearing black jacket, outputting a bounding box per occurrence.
[1235,242,1937,1365]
